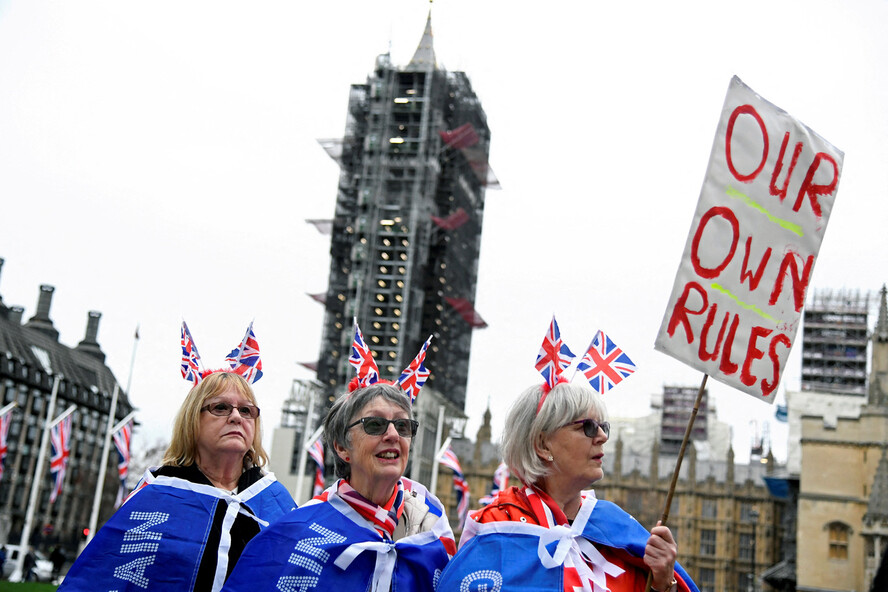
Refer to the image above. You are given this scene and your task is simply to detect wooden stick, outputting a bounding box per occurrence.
[644,373,708,592]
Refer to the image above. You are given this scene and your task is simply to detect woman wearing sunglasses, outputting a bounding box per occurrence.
[439,335,698,592]
[222,329,455,592]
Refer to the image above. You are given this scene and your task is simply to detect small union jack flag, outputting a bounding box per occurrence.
[181,321,203,385]
[49,415,72,504]
[0,409,12,484]
[113,420,133,508]
[535,316,575,389]
[479,461,510,506]
[398,335,432,404]
[439,446,470,529]
[349,321,379,388]
[226,322,264,384]
[308,438,325,497]
[577,330,637,394]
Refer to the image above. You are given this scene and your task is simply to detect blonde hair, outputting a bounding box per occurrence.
[162,372,268,468]
[502,382,608,485]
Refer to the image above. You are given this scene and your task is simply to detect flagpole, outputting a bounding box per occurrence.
[293,387,318,504]
[10,375,70,582]
[644,373,708,592]
[86,384,120,546]
[429,405,446,495]
[125,324,139,395]
[0,401,17,418]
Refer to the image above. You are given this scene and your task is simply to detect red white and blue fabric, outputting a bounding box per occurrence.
[439,446,470,529]
[439,486,700,592]
[397,335,432,404]
[308,438,326,497]
[479,461,510,506]
[112,420,134,508]
[535,316,575,391]
[334,479,406,541]
[0,409,12,483]
[221,478,455,592]
[59,469,295,592]
[577,330,637,394]
[349,322,380,388]
[49,415,72,503]
[181,321,204,385]
[225,322,264,384]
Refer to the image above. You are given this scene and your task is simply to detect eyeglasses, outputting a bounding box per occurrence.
[565,418,610,438]
[347,417,419,438]
[201,401,261,419]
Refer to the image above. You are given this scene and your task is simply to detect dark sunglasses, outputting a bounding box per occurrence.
[565,418,610,438]
[201,401,260,419]
[348,417,419,438]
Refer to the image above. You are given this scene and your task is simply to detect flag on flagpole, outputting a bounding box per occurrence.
[398,335,432,404]
[112,420,134,508]
[576,330,636,394]
[226,322,264,383]
[479,461,510,506]
[308,438,325,497]
[181,321,203,385]
[535,316,575,389]
[0,409,12,484]
[439,445,470,529]
[49,415,72,503]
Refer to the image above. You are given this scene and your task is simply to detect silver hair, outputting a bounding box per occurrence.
[324,383,414,480]
[501,381,608,486]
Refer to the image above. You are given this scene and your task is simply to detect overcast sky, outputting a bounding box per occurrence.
[2,0,887,468]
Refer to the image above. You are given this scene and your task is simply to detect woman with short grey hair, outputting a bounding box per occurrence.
[223,325,455,592]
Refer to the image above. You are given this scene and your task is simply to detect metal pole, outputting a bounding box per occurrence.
[10,375,62,582]
[86,385,120,546]
[294,387,318,505]
[428,405,445,494]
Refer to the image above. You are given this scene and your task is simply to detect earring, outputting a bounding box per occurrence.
[345,456,350,462]
[548,455,554,462]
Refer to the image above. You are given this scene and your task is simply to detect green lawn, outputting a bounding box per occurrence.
[0,582,57,592]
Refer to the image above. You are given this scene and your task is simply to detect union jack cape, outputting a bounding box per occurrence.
[58,468,295,592]
[112,420,134,507]
[49,415,72,503]
[438,488,699,592]
[221,478,454,592]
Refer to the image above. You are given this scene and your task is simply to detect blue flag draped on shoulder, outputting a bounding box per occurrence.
[59,469,294,592]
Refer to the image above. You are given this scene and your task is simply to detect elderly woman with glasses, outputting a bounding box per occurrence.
[60,330,295,592]
[222,334,455,592]
[439,378,699,592]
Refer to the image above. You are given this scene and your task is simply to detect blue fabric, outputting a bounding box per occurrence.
[58,474,293,592]
[222,492,451,592]
[439,499,700,592]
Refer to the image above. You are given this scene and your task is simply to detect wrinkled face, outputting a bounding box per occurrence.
[338,396,411,498]
[540,406,609,491]
[196,386,256,464]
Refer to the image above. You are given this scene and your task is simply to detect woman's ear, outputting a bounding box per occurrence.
[533,433,550,462]
[333,441,350,463]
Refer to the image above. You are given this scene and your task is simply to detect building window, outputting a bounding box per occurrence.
[698,567,715,592]
[700,529,716,557]
[827,521,850,560]
[701,498,717,519]
[738,533,753,561]
[739,502,757,522]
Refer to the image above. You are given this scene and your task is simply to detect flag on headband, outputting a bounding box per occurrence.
[479,461,510,506]
[439,446,470,529]
[398,335,432,404]
[0,409,12,484]
[49,415,72,504]
[308,438,325,497]
[535,316,575,389]
[112,420,134,508]
[349,321,379,387]
[226,322,264,383]
[180,321,203,385]
[577,330,636,394]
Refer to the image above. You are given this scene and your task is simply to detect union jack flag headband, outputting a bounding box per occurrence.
[180,321,264,386]
[348,319,432,405]
[534,316,637,414]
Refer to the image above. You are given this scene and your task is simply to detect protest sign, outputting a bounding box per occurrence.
[655,76,844,403]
